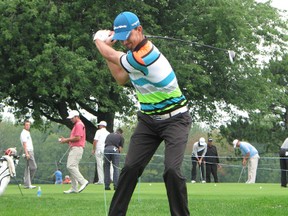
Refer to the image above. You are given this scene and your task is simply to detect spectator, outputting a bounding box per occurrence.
[63,175,71,184]
[20,120,37,189]
[104,128,124,190]
[59,110,89,193]
[205,138,221,183]
[191,137,207,183]
[53,169,63,184]
[279,138,288,187]
[92,121,110,185]
[233,139,260,183]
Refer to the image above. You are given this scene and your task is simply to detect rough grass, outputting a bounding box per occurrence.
[0,183,287,216]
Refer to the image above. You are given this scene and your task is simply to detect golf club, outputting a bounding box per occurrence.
[238,166,246,183]
[57,147,70,165]
[13,177,23,196]
[146,35,236,64]
[199,165,203,182]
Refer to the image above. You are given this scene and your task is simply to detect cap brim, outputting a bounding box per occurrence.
[67,115,74,119]
[112,30,132,41]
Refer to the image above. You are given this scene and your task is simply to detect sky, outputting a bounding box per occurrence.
[259,0,288,12]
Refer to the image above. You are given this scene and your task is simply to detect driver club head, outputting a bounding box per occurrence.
[228,50,236,64]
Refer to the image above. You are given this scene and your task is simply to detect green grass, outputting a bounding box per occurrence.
[1,183,287,216]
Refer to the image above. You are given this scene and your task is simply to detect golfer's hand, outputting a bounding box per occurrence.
[104,32,117,46]
[25,154,30,160]
[242,159,247,166]
[93,30,111,42]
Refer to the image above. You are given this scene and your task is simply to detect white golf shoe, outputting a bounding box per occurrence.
[63,189,78,194]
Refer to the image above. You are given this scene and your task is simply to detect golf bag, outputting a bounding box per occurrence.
[0,147,20,196]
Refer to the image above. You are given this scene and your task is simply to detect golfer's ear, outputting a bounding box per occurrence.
[136,25,143,33]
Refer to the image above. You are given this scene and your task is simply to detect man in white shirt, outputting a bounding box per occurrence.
[191,137,207,183]
[92,121,110,184]
[20,120,37,189]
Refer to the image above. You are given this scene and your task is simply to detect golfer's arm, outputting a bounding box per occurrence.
[66,136,80,143]
[23,142,29,156]
[93,140,98,151]
[119,146,123,153]
[95,40,129,85]
[243,152,250,161]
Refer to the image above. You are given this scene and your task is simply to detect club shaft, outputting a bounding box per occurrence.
[59,147,70,163]
[238,166,245,183]
[13,177,24,196]
[146,35,229,52]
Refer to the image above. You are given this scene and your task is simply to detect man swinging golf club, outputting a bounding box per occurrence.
[94,11,192,216]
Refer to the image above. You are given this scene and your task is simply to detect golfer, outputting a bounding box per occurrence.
[59,110,89,193]
[94,11,192,216]
[191,137,207,183]
[233,139,260,183]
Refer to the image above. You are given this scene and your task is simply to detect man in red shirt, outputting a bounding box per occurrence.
[59,110,89,194]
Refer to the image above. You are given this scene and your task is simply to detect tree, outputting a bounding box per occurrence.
[0,0,287,144]
[220,54,288,152]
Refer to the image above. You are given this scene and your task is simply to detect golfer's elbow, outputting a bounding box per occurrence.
[116,79,128,86]
[112,73,129,86]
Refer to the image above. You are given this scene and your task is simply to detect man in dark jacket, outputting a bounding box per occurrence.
[104,128,124,190]
[205,138,221,183]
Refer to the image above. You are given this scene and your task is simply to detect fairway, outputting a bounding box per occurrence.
[0,183,287,216]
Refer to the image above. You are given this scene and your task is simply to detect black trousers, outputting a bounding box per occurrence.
[104,146,120,189]
[280,148,288,187]
[205,163,218,183]
[108,111,192,216]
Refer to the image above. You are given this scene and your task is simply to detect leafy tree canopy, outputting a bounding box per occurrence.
[0,0,287,144]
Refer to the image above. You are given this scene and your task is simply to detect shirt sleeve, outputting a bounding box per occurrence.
[94,130,100,140]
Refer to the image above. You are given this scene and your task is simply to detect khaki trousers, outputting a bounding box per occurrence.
[67,147,86,190]
[247,154,260,183]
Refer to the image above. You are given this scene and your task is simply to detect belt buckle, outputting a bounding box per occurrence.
[151,115,163,120]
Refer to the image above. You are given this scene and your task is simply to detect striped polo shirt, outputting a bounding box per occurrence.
[120,39,187,115]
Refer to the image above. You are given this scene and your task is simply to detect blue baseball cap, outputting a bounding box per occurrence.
[113,12,140,41]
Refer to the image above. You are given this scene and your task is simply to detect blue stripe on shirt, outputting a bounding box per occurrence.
[131,71,176,87]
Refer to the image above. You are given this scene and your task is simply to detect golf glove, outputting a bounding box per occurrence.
[93,30,110,42]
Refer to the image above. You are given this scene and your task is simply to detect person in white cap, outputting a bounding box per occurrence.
[233,139,260,183]
[92,120,110,184]
[94,11,192,216]
[191,137,207,183]
[59,110,89,193]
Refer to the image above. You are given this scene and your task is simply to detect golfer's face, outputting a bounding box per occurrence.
[70,116,77,123]
[24,122,30,131]
[121,26,143,50]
